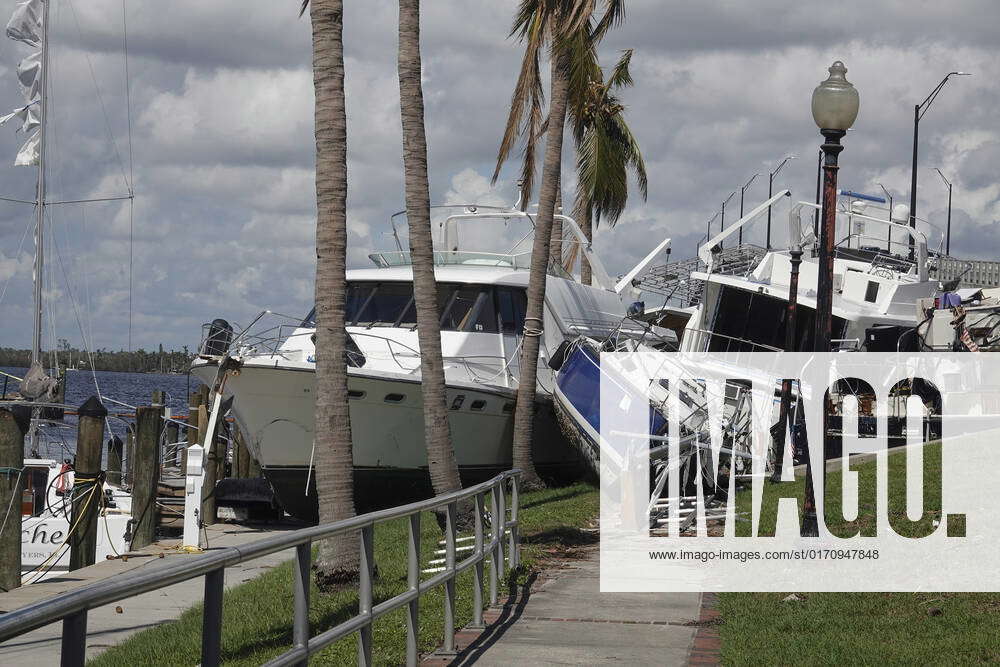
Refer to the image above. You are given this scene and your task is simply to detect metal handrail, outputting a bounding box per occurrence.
[683,327,783,353]
[0,470,522,667]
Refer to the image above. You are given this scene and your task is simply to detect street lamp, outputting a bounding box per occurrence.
[907,71,971,257]
[934,168,953,255]
[766,156,796,248]
[719,190,736,249]
[878,182,893,252]
[738,173,759,246]
[811,61,859,353]
[804,60,859,539]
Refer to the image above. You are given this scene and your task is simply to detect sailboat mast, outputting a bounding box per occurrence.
[30,0,49,367]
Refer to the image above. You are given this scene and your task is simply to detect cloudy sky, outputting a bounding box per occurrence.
[0,0,998,352]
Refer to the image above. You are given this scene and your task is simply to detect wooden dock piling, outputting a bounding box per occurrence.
[165,420,180,467]
[107,435,124,486]
[69,397,107,571]
[0,406,27,590]
[131,405,163,550]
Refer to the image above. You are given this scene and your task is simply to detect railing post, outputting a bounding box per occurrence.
[201,568,224,667]
[358,524,373,667]
[509,476,520,571]
[293,541,311,666]
[60,610,87,667]
[497,478,508,574]
[406,513,420,667]
[471,492,485,628]
[489,483,500,606]
[442,501,457,655]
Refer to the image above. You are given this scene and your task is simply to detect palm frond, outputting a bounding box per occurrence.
[607,49,634,90]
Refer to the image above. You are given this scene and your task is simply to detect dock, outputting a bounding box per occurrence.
[0,521,302,666]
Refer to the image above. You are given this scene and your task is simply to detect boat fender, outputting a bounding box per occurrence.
[548,340,572,371]
[55,462,73,495]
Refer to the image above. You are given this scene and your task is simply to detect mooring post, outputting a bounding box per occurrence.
[199,402,219,525]
[69,397,107,571]
[151,390,165,407]
[183,390,203,475]
[165,420,180,468]
[107,435,124,486]
[0,406,27,590]
[132,404,164,550]
[124,425,135,485]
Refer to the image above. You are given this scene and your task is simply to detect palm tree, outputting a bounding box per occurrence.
[304,0,359,589]
[496,0,625,488]
[397,0,466,508]
[570,48,648,285]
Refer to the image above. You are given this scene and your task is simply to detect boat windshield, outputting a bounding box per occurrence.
[301,282,526,334]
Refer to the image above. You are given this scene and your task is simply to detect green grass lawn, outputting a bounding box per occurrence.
[721,444,1000,665]
[90,482,598,666]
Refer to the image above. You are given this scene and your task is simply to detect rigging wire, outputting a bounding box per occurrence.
[122,0,135,361]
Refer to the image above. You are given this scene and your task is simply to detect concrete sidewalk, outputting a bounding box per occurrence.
[0,522,302,665]
[439,549,704,666]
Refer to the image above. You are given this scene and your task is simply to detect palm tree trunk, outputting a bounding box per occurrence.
[549,179,562,266]
[580,209,593,286]
[309,0,359,589]
[513,50,571,490]
[397,0,464,502]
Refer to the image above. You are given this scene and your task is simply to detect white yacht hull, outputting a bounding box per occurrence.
[195,361,578,520]
[22,513,131,583]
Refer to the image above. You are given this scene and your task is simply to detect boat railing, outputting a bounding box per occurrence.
[0,470,523,667]
[683,327,783,353]
[368,249,533,270]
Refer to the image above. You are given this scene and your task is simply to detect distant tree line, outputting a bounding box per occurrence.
[0,342,194,374]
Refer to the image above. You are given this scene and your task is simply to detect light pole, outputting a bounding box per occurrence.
[737,173,759,246]
[907,71,971,257]
[805,60,860,538]
[719,190,735,250]
[705,210,721,245]
[766,156,795,248]
[878,182,893,252]
[811,61,859,353]
[934,168,953,255]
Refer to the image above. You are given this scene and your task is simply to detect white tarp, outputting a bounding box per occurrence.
[5,0,43,165]
[17,50,41,102]
[15,128,39,166]
[6,0,42,47]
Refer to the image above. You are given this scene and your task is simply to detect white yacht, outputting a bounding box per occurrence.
[638,190,945,354]
[192,204,669,520]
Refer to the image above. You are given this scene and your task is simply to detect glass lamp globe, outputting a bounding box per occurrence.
[811,61,860,131]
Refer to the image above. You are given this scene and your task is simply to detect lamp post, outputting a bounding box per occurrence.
[705,211,721,245]
[907,71,971,258]
[719,191,735,250]
[811,61,859,353]
[737,173,759,246]
[878,182,893,252]
[934,168,953,255]
[770,245,803,483]
[804,60,860,538]
[766,156,795,249]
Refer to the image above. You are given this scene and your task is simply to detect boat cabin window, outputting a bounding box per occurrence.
[710,285,846,352]
[496,286,527,335]
[305,282,526,334]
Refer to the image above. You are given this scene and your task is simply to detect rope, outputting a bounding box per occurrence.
[522,317,543,337]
